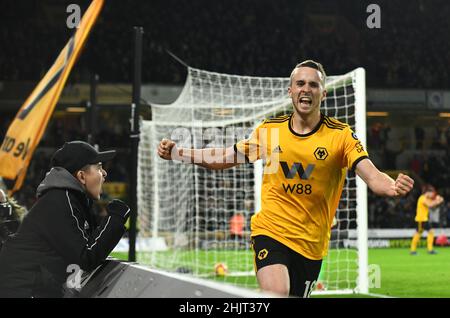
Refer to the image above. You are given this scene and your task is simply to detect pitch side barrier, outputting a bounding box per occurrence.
[66,259,275,298]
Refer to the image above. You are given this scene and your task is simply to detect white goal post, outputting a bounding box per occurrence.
[137,66,368,295]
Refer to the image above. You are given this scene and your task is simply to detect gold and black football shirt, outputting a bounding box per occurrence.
[415,194,430,222]
[235,113,369,259]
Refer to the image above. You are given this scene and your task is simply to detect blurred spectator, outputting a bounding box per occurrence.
[0,189,27,250]
[414,126,425,150]
[229,212,245,240]
[369,122,383,150]
[410,155,422,175]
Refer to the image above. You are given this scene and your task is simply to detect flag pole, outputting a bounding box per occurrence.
[128,26,143,262]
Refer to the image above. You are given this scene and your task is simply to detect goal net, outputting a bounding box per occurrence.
[137,66,368,295]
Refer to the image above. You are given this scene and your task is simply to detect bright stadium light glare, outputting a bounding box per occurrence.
[66,107,86,113]
[367,111,388,117]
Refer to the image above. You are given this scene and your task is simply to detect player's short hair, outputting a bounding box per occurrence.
[423,184,436,194]
[290,59,327,87]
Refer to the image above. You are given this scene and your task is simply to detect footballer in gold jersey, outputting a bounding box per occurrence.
[410,185,444,255]
[235,113,368,260]
[157,60,415,297]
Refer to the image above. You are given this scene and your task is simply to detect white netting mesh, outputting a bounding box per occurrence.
[137,67,366,293]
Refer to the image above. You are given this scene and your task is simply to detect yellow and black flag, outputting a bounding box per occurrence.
[0,0,104,194]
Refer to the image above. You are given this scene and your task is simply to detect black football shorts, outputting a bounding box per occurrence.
[251,235,322,298]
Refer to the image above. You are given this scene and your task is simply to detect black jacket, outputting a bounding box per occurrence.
[0,168,129,297]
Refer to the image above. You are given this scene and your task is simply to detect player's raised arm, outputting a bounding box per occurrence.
[354,158,414,197]
[425,193,444,208]
[157,138,243,170]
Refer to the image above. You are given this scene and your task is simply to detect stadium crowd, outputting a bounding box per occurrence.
[1,0,450,88]
[367,121,450,228]
[1,0,449,228]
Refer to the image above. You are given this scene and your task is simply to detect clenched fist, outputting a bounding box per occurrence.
[393,173,414,196]
[106,199,130,220]
[157,138,178,160]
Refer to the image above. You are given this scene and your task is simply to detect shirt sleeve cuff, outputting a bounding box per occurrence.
[351,155,369,172]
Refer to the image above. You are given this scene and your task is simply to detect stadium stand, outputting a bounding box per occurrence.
[0,0,449,235]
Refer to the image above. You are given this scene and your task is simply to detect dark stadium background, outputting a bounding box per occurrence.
[1,0,449,229]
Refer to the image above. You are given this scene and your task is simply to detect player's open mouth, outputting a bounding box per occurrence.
[299,96,312,106]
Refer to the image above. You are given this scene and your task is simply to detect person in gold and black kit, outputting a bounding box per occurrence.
[410,185,444,255]
[157,60,414,297]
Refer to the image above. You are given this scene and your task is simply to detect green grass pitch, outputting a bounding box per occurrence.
[110,247,450,298]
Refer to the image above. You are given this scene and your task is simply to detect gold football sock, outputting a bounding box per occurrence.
[427,230,435,252]
[411,233,420,252]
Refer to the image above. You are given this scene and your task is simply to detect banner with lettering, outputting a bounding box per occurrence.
[0,0,104,194]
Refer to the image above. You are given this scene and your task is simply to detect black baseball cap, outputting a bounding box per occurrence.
[51,141,116,174]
